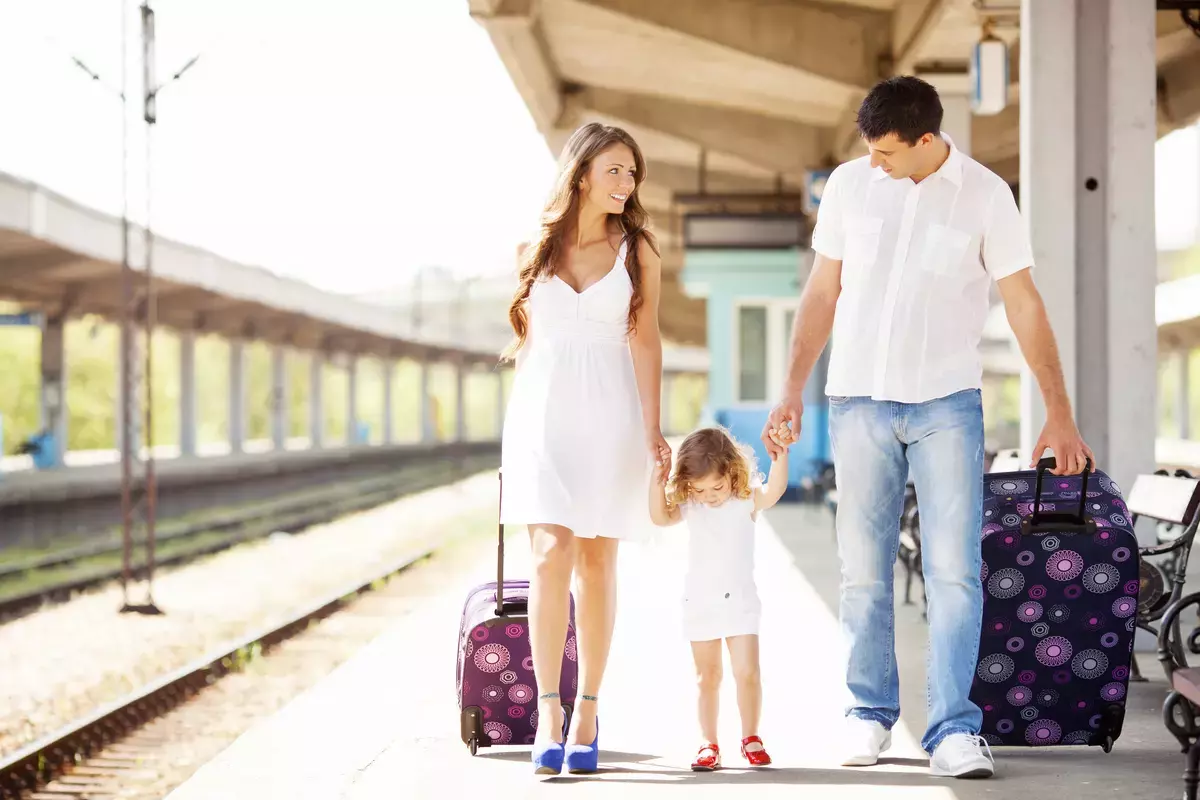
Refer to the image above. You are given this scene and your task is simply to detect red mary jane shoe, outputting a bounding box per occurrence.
[691,743,721,771]
[741,735,772,766]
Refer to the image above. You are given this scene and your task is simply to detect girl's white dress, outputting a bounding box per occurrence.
[679,495,761,642]
[500,240,652,540]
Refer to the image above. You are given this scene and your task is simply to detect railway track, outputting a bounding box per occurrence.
[0,506,478,799]
[0,452,497,622]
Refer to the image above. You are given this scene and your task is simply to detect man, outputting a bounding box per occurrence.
[762,76,1093,779]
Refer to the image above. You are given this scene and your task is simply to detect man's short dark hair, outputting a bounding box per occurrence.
[856,76,943,145]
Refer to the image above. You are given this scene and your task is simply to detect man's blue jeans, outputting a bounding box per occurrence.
[829,388,985,754]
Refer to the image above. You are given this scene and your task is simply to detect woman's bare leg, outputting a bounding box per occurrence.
[568,535,619,746]
[528,524,575,745]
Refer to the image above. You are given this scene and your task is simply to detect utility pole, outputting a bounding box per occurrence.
[119,0,199,615]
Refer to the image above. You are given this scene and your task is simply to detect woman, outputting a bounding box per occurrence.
[501,122,670,775]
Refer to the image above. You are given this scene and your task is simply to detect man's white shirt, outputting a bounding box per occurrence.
[811,133,1034,404]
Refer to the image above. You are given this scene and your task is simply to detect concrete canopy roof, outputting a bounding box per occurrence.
[0,170,709,373]
[471,0,1200,346]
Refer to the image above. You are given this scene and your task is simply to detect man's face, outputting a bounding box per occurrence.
[866,132,934,180]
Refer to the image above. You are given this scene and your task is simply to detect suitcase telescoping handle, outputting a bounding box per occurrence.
[1022,456,1095,536]
[495,470,529,618]
[497,470,505,617]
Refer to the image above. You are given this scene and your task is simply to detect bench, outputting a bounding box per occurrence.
[1129,470,1200,681]
[1146,472,1200,800]
[1158,590,1200,800]
[896,483,924,616]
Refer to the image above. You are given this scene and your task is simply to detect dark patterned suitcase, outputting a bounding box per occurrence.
[456,473,578,755]
[969,457,1138,751]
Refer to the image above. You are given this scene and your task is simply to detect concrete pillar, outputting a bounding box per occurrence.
[347,356,359,444]
[39,315,66,466]
[455,360,467,443]
[495,369,506,440]
[382,359,395,445]
[1019,0,1157,538]
[271,345,288,450]
[229,339,246,454]
[180,330,197,457]
[420,360,435,442]
[1179,348,1192,440]
[310,353,324,448]
[920,73,971,156]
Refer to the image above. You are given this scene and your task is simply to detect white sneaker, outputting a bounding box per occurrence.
[839,717,891,766]
[929,733,995,779]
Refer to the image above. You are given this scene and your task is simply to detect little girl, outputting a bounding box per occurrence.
[648,424,793,771]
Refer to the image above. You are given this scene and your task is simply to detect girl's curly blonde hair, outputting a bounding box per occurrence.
[667,427,760,507]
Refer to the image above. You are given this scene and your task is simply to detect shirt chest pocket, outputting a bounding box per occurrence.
[921,224,974,276]
[843,216,884,268]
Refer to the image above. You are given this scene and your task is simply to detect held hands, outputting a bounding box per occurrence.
[647,426,671,470]
[1030,413,1096,476]
[762,394,802,459]
[653,456,670,487]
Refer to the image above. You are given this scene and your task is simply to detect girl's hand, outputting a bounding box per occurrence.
[647,427,671,469]
[769,419,797,449]
[653,458,670,487]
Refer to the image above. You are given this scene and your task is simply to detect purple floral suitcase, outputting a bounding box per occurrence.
[456,473,578,754]
[969,457,1138,751]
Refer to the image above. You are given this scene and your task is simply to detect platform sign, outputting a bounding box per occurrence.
[0,312,43,327]
[804,169,833,215]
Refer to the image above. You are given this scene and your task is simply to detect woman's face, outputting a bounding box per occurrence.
[579,143,637,215]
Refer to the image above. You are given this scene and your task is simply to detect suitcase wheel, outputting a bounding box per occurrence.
[461,706,486,754]
[1101,735,1113,754]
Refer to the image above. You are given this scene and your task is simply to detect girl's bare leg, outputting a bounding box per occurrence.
[727,634,763,749]
[691,639,723,745]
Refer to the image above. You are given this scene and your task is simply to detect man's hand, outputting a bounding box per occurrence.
[763,392,803,459]
[1030,413,1095,475]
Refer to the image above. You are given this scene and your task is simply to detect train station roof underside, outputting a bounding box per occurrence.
[470,0,1200,346]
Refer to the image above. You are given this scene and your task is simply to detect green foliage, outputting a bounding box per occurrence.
[195,335,230,446]
[246,342,272,441]
[0,326,38,454]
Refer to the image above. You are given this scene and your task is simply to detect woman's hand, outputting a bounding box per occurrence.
[646,427,671,469]
[652,457,670,487]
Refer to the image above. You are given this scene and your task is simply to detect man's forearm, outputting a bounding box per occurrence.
[782,288,837,397]
[1007,299,1073,419]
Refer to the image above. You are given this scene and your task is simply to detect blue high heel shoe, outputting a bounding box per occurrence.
[565,696,600,774]
[531,740,564,775]
[531,694,569,775]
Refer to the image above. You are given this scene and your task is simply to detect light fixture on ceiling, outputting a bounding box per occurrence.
[970,18,1009,116]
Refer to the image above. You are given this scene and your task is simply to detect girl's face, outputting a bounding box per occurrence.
[690,470,732,507]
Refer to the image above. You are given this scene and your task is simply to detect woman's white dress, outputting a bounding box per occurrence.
[500,240,651,540]
[680,496,762,642]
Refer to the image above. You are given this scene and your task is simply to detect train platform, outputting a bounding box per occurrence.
[165,503,1184,799]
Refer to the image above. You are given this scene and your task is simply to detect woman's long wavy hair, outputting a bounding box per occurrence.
[502,122,657,361]
[666,427,760,508]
